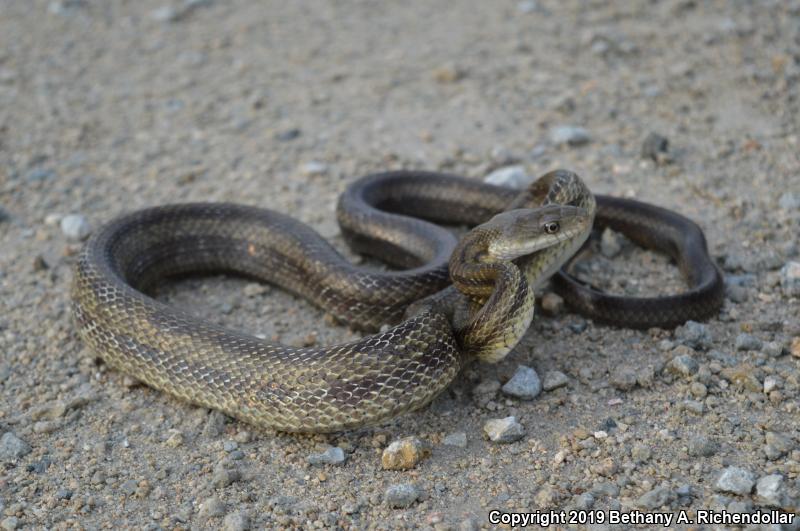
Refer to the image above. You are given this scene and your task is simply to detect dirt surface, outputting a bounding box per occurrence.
[1,0,799,529]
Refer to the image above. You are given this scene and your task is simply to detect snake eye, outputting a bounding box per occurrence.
[544,221,560,234]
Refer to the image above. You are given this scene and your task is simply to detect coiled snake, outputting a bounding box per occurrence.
[71,170,723,432]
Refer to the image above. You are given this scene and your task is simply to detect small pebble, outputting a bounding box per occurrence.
[714,466,755,495]
[483,416,525,443]
[550,125,592,146]
[540,293,564,315]
[222,511,250,531]
[483,165,530,188]
[433,64,465,83]
[442,432,468,448]
[778,192,800,210]
[211,465,241,488]
[275,128,301,141]
[682,399,705,415]
[674,320,713,350]
[542,370,569,391]
[600,228,623,258]
[26,168,54,182]
[300,161,328,176]
[792,337,800,358]
[734,333,762,351]
[517,0,538,13]
[0,432,31,460]
[641,132,670,163]
[164,431,184,448]
[198,495,226,518]
[755,474,787,508]
[635,486,674,510]
[501,365,542,400]
[60,214,91,241]
[666,349,699,377]
[764,431,793,460]
[763,375,779,394]
[307,446,346,466]
[631,443,651,463]
[0,517,19,531]
[610,366,638,391]
[780,261,800,296]
[763,341,784,357]
[687,435,718,457]
[151,5,179,22]
[381,437,431,470]
[385,483,419,508]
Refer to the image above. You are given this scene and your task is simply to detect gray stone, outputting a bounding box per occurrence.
[755,474,786,507]
[443,432,468,448]
[573,492,595,510]
[635,486,674,510]
[203,410,228,438]
[666,351,699,377]
[275,128,301,141]
[675,484,693,498]
[542,370,569,391]
[764,431,793,460]
[714,467,755,495]
[600,228,623,258]
[120,479,138,496]
[222,511,250,531]
[60,214,91,241]
[517,0,538,14]
[631,443,651,463]
[0,517,19,531]
[48,0,86,15]
[763,341,785,357]
[682,400,705,415]
[550,125,592,146]
[484,165,530,188]
[385,483,419,508]
[687,435,718,457]
[779,192,800,210]
[151,6,180,21]
[483,416,525,443]
[211,465,241,488]
[0,432,31,460]
[610,366,638,391]
[198,495,226,518]
[675,321,713,350]
[307,446,346,466]
[300,161,328,176]
[473,378,501,397]
[641,132,670,162]
[726,284,748,303]
[780,261,800,297]
[501,365,541,400]
[26,168,54,182]
[734,333,762,351]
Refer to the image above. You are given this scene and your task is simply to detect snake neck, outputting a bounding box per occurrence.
[448,227,536,362]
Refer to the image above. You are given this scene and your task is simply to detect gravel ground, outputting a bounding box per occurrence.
[1,1,799,529]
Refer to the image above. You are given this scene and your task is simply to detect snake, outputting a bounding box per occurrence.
[71,169,723,433]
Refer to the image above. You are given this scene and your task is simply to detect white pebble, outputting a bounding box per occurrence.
[550,125,592,146]
[60,214,91,241]
[483,165,531,189]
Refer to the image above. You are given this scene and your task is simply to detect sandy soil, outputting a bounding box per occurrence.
[1,0,799,529]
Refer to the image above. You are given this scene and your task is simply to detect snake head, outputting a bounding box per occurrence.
[484,205,592,261]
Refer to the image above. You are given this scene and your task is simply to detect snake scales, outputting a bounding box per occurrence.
[71,170,723,432]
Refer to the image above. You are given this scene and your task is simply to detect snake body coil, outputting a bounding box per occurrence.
[71,170,723,432]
